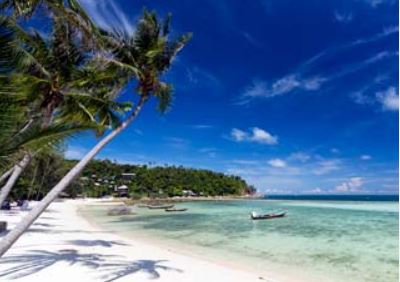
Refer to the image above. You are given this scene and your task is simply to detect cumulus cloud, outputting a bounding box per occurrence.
[230,127,278,145]
[376,87,399,111]
[335,177,364,192]
[231,128,247,142]
[268,158,287,168]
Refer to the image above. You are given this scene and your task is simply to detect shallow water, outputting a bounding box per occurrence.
[81,200,399,282]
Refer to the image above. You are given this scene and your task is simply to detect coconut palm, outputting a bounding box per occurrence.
[0,9,191,256]
[0,0,101,48]
[0,15,131,206]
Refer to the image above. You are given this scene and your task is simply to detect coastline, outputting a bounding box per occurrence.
[0,200,273,282]
[77,201,290,282]
[77,200,348,282]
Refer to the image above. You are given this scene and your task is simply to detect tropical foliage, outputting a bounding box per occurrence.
[6,158,254,200]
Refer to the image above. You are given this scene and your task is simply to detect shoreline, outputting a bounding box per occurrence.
[0,200,272,282]
[77,200,340,282]
[77,202,283,281]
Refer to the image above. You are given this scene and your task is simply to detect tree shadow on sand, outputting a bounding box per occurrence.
[0,250,183,281]
[66,239,129,248]
[0,249,115,279]
[100,259,183,281]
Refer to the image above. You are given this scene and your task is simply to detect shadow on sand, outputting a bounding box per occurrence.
[66,239,129,248]
[0,249,183,280]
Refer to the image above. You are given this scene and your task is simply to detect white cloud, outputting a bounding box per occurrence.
[308,187,324,194]
[376,87,399,111]
[351,89,374,105]
[303,77,327,90]
[360,155,372,160]
[242,80,269,98]
[334,11,353,23]
[268,158,287,168]
[242,75,325,100]
[312,160,341,175]
[79,0,134,34]
[331,148,340,154]
[238,25,398,103]
[363,0,395,7]
[230,127,278,145]
[271,75,301,96]
[186,66,221,89]
[289,152,311,162]
[232,159,259,165]
[65,146,86,159]
[335,177,364,192]
[231,128,247,142]
[199,147,217,158]
[165,137,189,149]
[192,124,214,129]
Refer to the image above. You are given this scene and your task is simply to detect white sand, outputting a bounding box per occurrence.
[0,200,276,282]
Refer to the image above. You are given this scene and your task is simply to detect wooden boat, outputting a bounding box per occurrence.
[250,210,287,220]
[148,204,175,210]
[137,204,150,208]
[165,208,187,212]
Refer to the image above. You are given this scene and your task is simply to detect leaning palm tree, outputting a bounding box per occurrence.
[0,15,130,206]
[1,0,101,48]
[0,9,191,256]
[0,0,105,183]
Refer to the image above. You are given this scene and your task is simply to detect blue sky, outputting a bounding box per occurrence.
[65,0,399,194]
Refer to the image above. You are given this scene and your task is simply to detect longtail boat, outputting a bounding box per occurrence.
[250,210,287,220]
[148,204,175,209]
[165,208,187,212]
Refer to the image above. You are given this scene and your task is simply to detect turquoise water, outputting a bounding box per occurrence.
[81,200,399,282]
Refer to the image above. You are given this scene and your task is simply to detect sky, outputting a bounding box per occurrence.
[64,0,399,195]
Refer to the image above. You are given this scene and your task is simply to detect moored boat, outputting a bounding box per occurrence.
[148,204,175,209]
[165,208,188,212]
[250,210,287,220]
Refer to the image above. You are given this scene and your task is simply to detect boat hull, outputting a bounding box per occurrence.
[251,212,286,220]
[148,204,175,209]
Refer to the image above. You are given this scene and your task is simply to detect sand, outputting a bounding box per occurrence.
[0,200,274,282]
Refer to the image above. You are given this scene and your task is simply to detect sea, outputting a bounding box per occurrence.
[80,195,399,282]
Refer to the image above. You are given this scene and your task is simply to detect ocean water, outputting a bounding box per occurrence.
[81,200,399,282]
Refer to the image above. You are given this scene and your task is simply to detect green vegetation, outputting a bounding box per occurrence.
[9,158,255,200]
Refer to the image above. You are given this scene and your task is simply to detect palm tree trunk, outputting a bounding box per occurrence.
[27,163,39,200]
[0,168,14,185]
[0,96,147,257]
[0,118,36,205]
[0,154,32,207]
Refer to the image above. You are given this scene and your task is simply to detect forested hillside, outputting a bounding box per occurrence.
[9,156,255,200]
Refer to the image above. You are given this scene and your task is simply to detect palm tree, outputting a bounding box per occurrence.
[0,15,131,207]
[0,0,105,182]
[0,0,101,47]
[0,9,191,257]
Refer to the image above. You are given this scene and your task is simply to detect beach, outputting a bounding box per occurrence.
[0,200,270,282]
[0,199,398,282]
[81,199,399,282]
